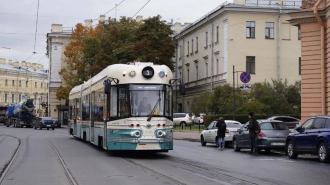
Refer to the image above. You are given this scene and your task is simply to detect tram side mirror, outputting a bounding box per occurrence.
[104,83,111,94]
[179,83,186,95]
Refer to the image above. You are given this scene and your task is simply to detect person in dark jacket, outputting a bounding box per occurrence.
[248,112,258,155]
[216,117,227,150]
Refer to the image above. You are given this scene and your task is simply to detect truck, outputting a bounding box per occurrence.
[6,99,36,128]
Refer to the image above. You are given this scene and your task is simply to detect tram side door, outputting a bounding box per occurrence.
[90,92,95,143]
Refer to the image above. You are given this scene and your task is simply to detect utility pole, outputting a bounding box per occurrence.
[233,65,235,120]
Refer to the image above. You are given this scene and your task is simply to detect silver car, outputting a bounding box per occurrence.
[232,120,291,153]
[200,120,242,147]
[173,113,193,126]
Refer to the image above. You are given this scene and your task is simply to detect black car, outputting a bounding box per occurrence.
[233,120,291,153]
[52,118,61,128]
[34,117,55,130]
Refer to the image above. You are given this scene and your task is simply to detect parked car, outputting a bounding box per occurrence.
[52,118,61,128]
[200,120,243,147]
[233,120,291,153]
[286,115,330,163]
[266,116,300,129]
[34,117,55,130]
[173,113,193,126]
[194,113,206,125]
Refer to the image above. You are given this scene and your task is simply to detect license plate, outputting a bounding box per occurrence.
[46,125,51,127]
[271,142,284,146]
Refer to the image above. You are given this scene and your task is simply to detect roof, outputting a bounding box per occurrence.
[174,2,301,38]
[0,63,49,75]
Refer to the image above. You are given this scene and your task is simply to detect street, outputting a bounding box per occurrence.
[0,126,329,185]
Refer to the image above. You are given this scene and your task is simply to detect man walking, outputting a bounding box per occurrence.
[216,117,226,150]
[248,112,258,155]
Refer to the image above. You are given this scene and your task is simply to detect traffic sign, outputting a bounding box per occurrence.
[240,84,252,90]
[240,72,251,83]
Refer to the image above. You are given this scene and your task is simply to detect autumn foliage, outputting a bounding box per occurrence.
[56,15,175,100]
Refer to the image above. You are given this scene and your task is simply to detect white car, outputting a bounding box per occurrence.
[200,120,243,147]
[193,113,206,125]
[173,113,193,126]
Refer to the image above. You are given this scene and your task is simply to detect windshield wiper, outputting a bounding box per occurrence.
[147,98,161,122]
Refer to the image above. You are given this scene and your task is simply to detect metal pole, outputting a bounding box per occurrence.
[233,65,235,120]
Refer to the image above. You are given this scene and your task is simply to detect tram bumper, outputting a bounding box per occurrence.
[106,138,173,150]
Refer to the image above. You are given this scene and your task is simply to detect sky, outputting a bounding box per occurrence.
[0,0,231,69]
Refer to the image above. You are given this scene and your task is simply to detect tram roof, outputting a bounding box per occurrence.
[69,63,173,95]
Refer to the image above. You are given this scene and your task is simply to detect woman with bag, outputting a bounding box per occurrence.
[216,117,227,150]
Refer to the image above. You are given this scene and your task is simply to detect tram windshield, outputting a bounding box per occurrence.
[129,84,167,117]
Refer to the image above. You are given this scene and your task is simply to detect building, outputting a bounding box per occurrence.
[0,58,48,115]
[288,0,329,122]
[173,0,302,113]
[46,24,73,125]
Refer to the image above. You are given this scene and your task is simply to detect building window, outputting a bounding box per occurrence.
[216,26,219,42]
[195,64,198,81]
[11,94,14,103]
[187,101,190,112]
[265,22,274,39]
[246,56,256,74]
[179,71,182,80]
[179,45,182,59]
[26,81,28,87]
[12,80,15,86]
[196,37,198,52]
[19,94,22,103]
[246,21,255,38]
[187,41,189,55]
[5,79,8,86]
[299,57,301,75]
[216,59,219,75]
[206,32,208,46]
[298,28,301,40]
[19,80,21,86]
[5,94,8,103]
[35,82,37,88]
[41,83,43,88]
[191,39,193,54]
[187,68,190,83]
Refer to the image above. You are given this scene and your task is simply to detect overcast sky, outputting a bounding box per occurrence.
[0,0,231,69]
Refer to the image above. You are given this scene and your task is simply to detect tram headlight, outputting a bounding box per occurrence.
[130,130,141,137]
[157,130,166,137]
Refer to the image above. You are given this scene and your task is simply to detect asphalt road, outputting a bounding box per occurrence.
[0,126,329,185]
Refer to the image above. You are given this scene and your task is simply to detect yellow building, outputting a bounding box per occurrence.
[173,0,302,112]
[0,58,48,116]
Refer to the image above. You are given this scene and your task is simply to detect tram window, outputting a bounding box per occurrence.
[111,87,118,118]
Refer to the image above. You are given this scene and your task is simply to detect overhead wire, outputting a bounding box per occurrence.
[33,0,40,53]
[131,0,151,19]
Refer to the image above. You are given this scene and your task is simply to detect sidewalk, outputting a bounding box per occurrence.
[173,130,200,142]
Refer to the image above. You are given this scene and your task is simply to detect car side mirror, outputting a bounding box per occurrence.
[237,128,242,133]
[296,126,304,132]
[204,127,209,130]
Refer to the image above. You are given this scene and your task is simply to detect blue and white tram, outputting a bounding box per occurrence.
[68,62,185,152]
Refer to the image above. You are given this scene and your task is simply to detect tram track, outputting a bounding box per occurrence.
[0,133,78,185]
[48,139,78,185]
[0,135,21,185]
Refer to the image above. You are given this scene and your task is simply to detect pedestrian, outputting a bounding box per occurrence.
[216,117,226,150]
[248,112,259,155]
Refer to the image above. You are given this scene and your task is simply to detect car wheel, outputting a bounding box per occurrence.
[39,126,42,130]
[34,125,37,130]
[47,128,49,130]
[179,122,186,127]
[52,127,55,130]
[318,142,330,163]
[233,139,240,152]
[225,142,230,148]
[200,135,206,146]
[287,140,298,159]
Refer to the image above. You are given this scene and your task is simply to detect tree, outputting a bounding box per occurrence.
[134,15,175,70]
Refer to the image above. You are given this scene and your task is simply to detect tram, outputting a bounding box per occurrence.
[68,62,185,152]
